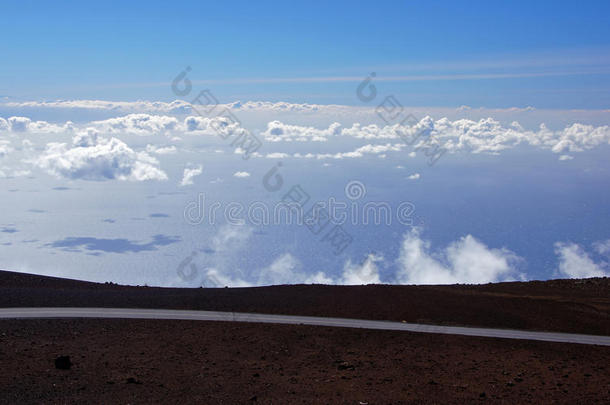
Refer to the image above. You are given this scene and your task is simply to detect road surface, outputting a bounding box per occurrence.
[1,307,609,346]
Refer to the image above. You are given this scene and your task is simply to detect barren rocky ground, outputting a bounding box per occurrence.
[0,270,608,403]
[0,271,608,334]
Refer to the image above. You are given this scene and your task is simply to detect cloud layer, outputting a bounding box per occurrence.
[33,132,167,181]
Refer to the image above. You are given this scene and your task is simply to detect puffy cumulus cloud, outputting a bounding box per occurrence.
[91,114,178,135]
[33,132,167,181]
[554,242,609,279]
[180,164,203,186]
[2,113,252,139]
[203,253,332,287]
[341,123,409,140]
[1,116,69,134]
[559,154,574,161]
[8,117,30,132]
[396,228,522,284]
[256,253,336,286]
[178,225,533,287]
[72,128,99,147]
[261,120,341,142]
[204,268,252,288]
[0,140,12,157]
[259,116,610,157]
[244,253,383,286]
[3,110,608,158]
[341,253,383,285]
[407,173,420,180]
[257,253,302,286]
[427,119,610,155]
[233,171,250,178]
[545,123,610,153]
[183,115,251,140]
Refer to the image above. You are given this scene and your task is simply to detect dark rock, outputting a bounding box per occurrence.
[337,361,355,371]
[54,356,72,370]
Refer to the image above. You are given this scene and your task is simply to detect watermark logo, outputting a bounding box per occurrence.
[345,180,366,200]
[182,180,418,228]
[356,74,447,166]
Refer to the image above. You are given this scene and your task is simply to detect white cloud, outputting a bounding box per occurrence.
[559,154,574,161]
[407,173,420,180]
[233,171,250,178]
[341,253,383,285]
[257,253,338,286]
[228,100,339,113]
[593,239,610,256]
[91,114,178,135]
[257,253,302,286]
[265,152,289,159]
[261,120,341,142]
[3,116,68,134]
[396,228,522,284]
[309,143,405,160]
[4,99,193,114]
[554,242,609,278]
[72,128,99,147]
[305,271,335,284]
[3,109,610,160]
[257,116,610,158]
[204,268,252,288]
[180,164,203,186]
[146,144,177,155]
[8,117,30,132]
[2,99,335,115]
[33,133,167,181]
[0,140,12,157]
[212,224,253,253]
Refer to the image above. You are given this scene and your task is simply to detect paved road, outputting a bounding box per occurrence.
[1,307,609,346]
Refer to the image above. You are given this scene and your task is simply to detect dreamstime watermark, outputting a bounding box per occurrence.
[171,67,262,159]
[171,67,358,257]
[184,180,417,228]
[356,72,447,166]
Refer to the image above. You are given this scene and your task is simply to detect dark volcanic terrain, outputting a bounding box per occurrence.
[0,270,609,404]
[1,270,608,334]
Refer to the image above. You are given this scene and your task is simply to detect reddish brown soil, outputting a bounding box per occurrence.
[0,270,608,335]
[1,318,609,404]
[1,270,609,403]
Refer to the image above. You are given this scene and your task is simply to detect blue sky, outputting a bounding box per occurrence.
[2,0,610,107]
[0,1,609,286]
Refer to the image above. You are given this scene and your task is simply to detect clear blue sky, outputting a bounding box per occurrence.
[1,0,610,107]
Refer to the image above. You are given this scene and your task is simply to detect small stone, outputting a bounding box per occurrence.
[54,356,72,370]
